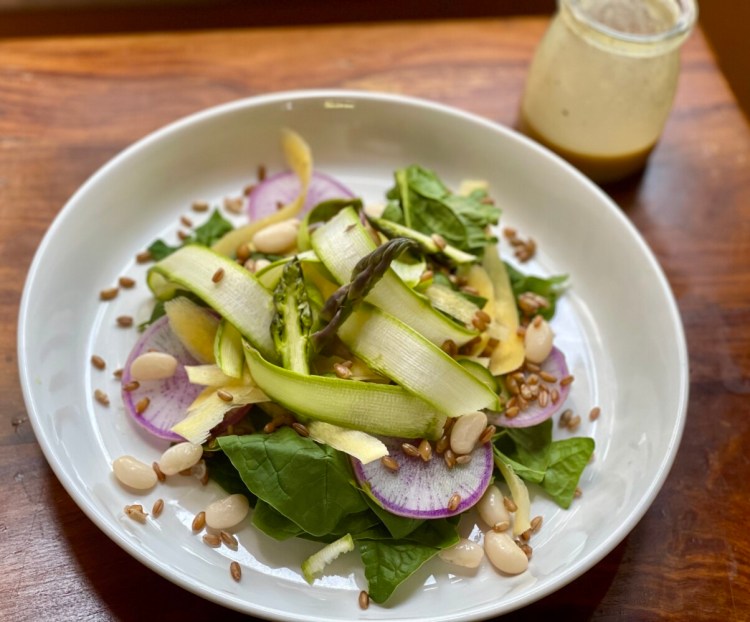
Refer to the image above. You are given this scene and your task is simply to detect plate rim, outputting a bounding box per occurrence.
[17,88,689,620]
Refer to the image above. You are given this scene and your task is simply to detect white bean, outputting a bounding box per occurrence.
[438,538,484,568]
[484,531,529,575]
[477,485,511,528]
[113,455,157,490]
[158,442,203,476]
[129,351,178,381]
[205,493,250,530]
[450,411,488,455]
[253,258,271,272]
[252,219,299,254]
[524,318,554,364]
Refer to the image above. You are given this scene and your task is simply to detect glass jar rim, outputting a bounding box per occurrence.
[561,0,698,45]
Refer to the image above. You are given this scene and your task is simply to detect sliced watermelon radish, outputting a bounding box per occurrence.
[247,171,354,221]
[121,316,203,441]
[352,436,494,519]
[487,347,572,428]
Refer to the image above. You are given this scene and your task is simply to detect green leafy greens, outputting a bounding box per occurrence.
[215,428,460,602]
[505,262,567,321]
[494,420,594,508]
[147,209,234,260]
[382,165,500,256]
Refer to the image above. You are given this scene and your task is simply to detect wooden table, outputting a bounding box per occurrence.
[2,17,748,621]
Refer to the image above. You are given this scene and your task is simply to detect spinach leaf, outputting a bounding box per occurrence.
[252,499,303,540]
[493,447,546,485]
[356,510,458,603]
[217,429,368,537]
[146,209,234,261]
[504,261,567,320]
[385,165,500,255]
[403,517,459,548]
[507,419,553,475]
[147,239,180,261]
[330,511,382,539]
[205,450,257,499]
[358,540,440,604]
[493,421,594,506]
[192,209,234,247]
[381,199,403,223]
[363,495,424,540]
[541,438,595,509]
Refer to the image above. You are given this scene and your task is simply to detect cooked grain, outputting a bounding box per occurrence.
[99,287,118,301]
[358,591,370,610]
[94,389,109,406]
[152,461,166,482]
[381,455,400,472]
[447,493,461,512]
[192,511,206,531]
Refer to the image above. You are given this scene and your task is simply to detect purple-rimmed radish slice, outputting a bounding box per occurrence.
[488,347,572,428]
[352,436,493,519]
[248,171,355,221]
[121,315,203,441]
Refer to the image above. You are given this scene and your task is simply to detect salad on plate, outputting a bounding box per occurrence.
[101,129,595,608]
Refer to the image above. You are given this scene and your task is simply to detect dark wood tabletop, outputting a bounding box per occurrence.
[2,16,748,621]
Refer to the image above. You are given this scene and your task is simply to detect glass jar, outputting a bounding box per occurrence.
[519,0,697,184]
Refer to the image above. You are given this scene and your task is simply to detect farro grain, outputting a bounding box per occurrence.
[192,511,206,531]
[99,287,118,301]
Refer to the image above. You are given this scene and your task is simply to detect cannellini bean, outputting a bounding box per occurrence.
[450,411,488,455]
[205,493,250,529]
[253,258,271,272]
[439,538,484,568]
[524,318,554,364]
[113,455,158,490]
[484,531,529,575]
[363,202,386,219]
[129,352,178,381]
[477,485,511,528]
[252,219,299,254]
[158,442,203,476]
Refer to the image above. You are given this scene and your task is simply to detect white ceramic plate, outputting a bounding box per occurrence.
[18,90,688,621]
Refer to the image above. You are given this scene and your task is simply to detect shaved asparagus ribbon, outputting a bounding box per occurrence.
[244,343,447,440]
[212,128,312,256]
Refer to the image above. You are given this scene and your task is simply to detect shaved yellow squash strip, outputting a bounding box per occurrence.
[307,421,388,465]
[473,249,526,375]
[172,384,269,444]
[212,128,312,256]
[185,364,237,387]
[164,297,219,364]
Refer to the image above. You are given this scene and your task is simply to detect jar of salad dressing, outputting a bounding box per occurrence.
[519,0,697,184]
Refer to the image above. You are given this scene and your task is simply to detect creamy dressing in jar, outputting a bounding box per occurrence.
[520,0,697,183]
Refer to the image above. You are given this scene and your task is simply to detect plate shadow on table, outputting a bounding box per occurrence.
[47,471,625,621]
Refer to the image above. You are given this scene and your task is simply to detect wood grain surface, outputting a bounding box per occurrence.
[1,17,748,621]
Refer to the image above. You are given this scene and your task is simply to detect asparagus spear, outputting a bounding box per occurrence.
[311,237,419,350]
